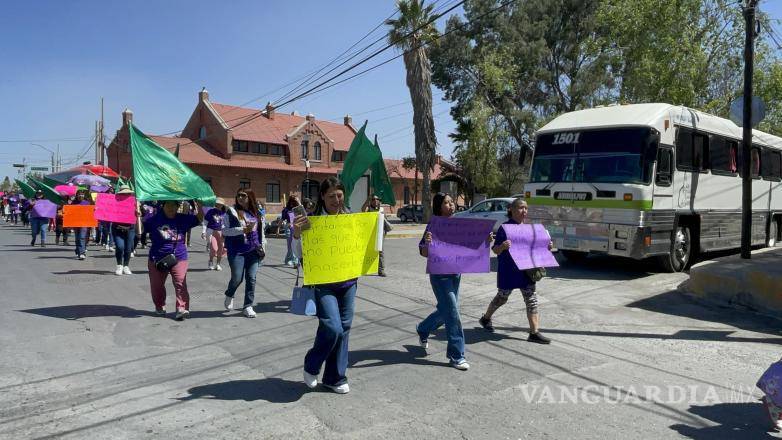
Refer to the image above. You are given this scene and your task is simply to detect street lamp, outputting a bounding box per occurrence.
[30,143,60,173]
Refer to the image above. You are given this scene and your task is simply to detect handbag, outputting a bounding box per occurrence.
[525,267,546,282]
[155,253,178,272]
[255,245,266,261]
[289,265,316,316]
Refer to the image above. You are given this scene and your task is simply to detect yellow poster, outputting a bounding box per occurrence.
[302,212,379,285]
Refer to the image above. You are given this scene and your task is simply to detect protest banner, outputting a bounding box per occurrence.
[426,216,495,274]
[94,193,137,224]
[30,200,57,218]
[302,212,379,285]
[63,205,98,228]
[502,223,559,270]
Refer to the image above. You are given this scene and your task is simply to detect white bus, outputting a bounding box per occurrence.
[523,103,782,272]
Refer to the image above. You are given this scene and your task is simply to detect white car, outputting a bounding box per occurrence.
[452,197,515,231]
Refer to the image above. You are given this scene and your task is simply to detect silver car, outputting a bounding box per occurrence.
[452,197,515,231]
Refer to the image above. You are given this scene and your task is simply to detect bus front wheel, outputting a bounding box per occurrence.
[658,225,691,273]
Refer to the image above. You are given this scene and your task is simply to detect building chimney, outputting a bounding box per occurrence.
[265,102,275,119]
[344,115,353,127]
[198,87,209,102]
[122,108,133,127]
[306,113,315,122]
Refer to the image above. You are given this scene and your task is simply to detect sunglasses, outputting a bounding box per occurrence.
[237,193,248,198]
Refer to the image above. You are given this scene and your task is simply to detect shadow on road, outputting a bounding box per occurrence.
[18,304,152,320]
[670,402,777,439]
[350,344,449,369]
[525,327,782,345]
[180,378,312,403]
[253,299,291,314]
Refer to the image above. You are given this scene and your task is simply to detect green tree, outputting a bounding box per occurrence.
[450,102,501,202]
[0,176,10,192]
[387,0,439,221]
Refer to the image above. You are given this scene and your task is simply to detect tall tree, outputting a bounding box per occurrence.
[387,0,439,221]
[0,176,10,192]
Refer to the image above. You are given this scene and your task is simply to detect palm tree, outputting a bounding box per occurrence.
[386,0,439,222]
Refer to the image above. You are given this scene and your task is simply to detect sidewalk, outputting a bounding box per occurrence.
[683,247,782,316]
[385,220,426,239]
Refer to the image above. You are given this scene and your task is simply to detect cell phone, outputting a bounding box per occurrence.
[293,205,307,218]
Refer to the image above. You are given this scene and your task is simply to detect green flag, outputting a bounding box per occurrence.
[340,122,381,208]
[129,123,215,204]
[370,136,396,206]
[15,179,36,199]
[28,177,64,205]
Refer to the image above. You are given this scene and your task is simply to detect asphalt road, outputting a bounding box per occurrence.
[0,222,780,439]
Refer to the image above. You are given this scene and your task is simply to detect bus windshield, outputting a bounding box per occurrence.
[530,127,658,184]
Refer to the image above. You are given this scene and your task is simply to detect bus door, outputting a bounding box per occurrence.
[653,146,674,210]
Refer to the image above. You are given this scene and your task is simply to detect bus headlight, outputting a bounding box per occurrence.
[623,193,633,201]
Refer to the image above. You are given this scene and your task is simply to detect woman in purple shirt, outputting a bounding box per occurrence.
[144,200,204,320]
[222,189,264,318]
[201,198,227,271]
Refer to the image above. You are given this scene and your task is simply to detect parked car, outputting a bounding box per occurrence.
[398,204,423,222]
[265,216,285,236]
[452,197,515,231]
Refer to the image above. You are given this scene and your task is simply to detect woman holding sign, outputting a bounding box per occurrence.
[28,190,49,247]
[110,185,140,276]
[292,177,357,394]
[144,200,204,320]
[222,190,264,318]
[70,189,92,260]
[478,198,552,344]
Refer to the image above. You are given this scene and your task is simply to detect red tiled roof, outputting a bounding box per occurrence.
[210,103,357,151]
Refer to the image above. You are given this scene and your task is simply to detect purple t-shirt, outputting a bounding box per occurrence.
[143,212,200,262]
[494,219,533,290]
[205,208,224,231]
[224,210,260,256]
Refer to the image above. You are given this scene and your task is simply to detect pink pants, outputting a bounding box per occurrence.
[209,230,226,260]
[148,259,190,311]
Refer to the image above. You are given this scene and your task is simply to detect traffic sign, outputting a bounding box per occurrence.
[729,96,766,127]
[30,167,49,171]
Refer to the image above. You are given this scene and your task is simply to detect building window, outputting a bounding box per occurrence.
[301,140,309,159]
[269,144,282,155]
[199,126,207,140]
[259,143,268,154]
[404,186,410,204]
[313,142,322,161]
[250,142,261,154]
[266,182,281,203]
[332,151,346,162]
[232,140,249,153]
[239,179,250,189]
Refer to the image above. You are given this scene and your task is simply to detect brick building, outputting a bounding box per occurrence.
[107,88,458,214]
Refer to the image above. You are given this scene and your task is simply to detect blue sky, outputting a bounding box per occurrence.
[0,0,781,182]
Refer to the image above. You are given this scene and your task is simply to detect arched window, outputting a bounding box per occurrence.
[300,140,309,159]
[199,126,206,139]
[313,142,322,161]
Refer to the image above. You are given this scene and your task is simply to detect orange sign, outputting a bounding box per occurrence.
[63,205,98,228]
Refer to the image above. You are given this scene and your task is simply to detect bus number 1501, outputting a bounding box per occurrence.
[551,132,581,145]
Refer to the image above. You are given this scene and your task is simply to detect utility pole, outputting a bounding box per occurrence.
[740,0,759,259]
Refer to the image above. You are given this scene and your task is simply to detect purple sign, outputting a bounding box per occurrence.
[287,212,294,223]
[502,223,559,270]
[426,216,495,274]
[31,200,57,218]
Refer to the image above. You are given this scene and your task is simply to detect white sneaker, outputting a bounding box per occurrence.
[175,309,190,320]
[78,254,86,260]
[208,262,215,270]
[122,266,132,275]
[224,296,234,311]
[215,264,222,271]
[104,244,110,251]
[243,306,256,318]
[130,251,136,258]
[324,383,350,394]
[303,369,318,389]
[451,359,470,371]
[114,265,123,276]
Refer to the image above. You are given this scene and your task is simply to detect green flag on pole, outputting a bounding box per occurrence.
[129,124,215,204]
[370,135,396,206]
[15,179,36,199]
[27,177,64,205]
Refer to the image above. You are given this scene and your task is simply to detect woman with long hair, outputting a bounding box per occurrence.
[281,195,301,267]
[222,189,264,318]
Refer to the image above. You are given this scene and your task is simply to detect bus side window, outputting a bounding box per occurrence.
[656,148,673,186]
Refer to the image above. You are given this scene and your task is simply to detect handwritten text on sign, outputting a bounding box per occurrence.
[94,193,137,224]
[63,205,98,228]
[426,216,495,274]
[302,212,379,285]
[502,223,559,270]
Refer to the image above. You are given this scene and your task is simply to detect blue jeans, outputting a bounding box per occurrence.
[417,274,465,363]
[98,221,112,246]
[224,251,261,308]
[30,217,46,244]
[284,227,299,265]
[112,225,136,266]
[304,283,357,386]
[74,228,88,256]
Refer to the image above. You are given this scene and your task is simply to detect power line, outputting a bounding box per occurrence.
[0,137,90,143]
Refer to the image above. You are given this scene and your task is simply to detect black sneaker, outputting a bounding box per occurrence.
[528,332,551,344]
[479,316,495,333]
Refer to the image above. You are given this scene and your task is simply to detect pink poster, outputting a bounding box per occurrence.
[94,193,137,224]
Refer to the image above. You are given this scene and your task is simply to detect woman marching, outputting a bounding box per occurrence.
[71,189,92,260]
[416,192,478,371]
[478,197,552,344]
[28,190,49,247]
[111,185,140,276]
[221,190,265,318]
[281,195,301,268]
[144,200,204,320]
[292,177,357,394]
[201,197,227,271]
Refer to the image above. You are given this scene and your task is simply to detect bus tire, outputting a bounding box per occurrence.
[561,250,588,263]
[769,218,779,247]
[658,225,692,273]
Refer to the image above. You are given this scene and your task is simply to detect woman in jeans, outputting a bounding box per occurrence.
[222,189,264,318]
[417,192,490,371]
[71,189,92,260]
[201,197,227,271]
[144,200,204,320]
[111,185,140,276]
[28,190,49,247]
[281,195,301,267]
[292,177,357,394]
